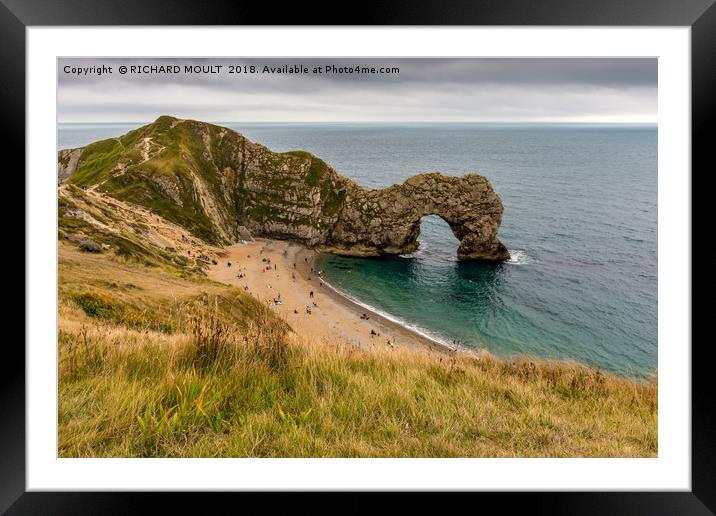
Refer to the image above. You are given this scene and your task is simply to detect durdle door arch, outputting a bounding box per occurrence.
[325,172,511,261]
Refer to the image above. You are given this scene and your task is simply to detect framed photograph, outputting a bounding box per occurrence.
[6,0,713,512]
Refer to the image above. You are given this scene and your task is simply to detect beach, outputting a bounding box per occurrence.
[207,239,451,354]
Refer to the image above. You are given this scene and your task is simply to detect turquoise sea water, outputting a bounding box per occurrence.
[59,122,657,377]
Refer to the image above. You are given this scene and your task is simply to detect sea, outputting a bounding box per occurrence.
[58,122,658,377]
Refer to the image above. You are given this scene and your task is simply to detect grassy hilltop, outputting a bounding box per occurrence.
[60,116,353,247]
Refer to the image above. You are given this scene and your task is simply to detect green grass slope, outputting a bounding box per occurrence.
[58,244,657,458]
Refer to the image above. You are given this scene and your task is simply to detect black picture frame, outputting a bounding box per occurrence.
[4,0,712,513]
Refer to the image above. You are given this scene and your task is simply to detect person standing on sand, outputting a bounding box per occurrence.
[309,291,314,299]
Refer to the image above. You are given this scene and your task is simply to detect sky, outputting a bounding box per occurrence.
[58,58,657,124]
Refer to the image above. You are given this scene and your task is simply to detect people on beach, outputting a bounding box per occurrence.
[309,291,314,299]
[370,329,377,338]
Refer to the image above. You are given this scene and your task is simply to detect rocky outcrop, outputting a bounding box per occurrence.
[57,148,82,184]
[59,116,510,261]
[327,173,509,261]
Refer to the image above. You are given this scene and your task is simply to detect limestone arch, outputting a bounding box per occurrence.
[327,172,510,261]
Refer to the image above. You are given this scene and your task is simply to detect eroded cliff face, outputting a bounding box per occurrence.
[59,116,510,261]
[57,148,82,184]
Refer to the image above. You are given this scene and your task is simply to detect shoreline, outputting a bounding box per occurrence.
[308,251,456,355]
[207,238,653,381]
[208,238,454,355]
[316,267,455,350]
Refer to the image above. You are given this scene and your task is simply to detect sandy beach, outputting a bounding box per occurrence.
[207,239,451,354]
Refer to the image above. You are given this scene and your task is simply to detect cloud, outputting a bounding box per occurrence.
[57,58,657,123]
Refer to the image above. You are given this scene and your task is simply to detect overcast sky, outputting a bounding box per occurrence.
[58,58,657,123]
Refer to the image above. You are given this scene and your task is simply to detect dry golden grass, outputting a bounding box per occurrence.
[58,243,657,458]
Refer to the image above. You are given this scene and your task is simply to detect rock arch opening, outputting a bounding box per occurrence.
[412,214,461,260]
